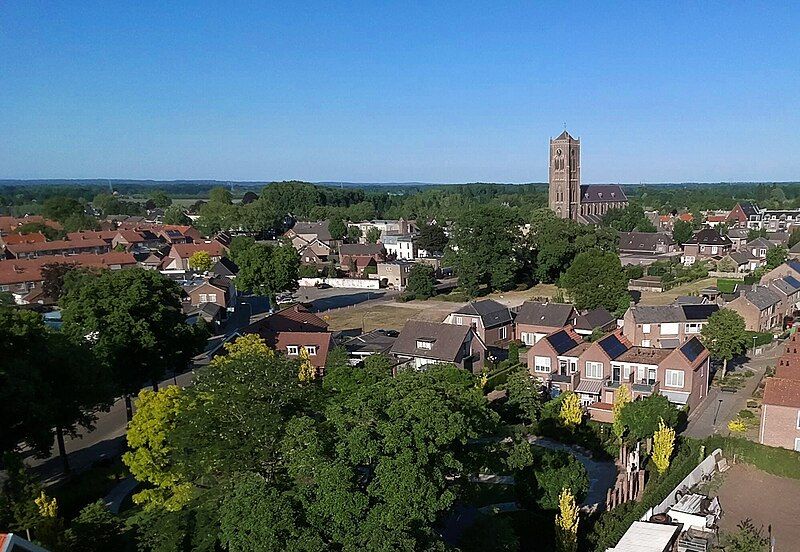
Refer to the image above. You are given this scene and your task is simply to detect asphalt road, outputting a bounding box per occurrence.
[295,285,398,312]
[25,370,195,485]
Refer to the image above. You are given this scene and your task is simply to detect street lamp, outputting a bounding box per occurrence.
[752,335,757,356]
[713,398,723,426]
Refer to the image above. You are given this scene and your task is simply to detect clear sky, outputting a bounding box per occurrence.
[2,2,800,183]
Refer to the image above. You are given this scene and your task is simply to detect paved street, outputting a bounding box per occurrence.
[683,340,783,438]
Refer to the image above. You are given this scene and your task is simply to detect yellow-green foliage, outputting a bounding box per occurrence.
[298,347,317,382]
[35,491,58,518]
[727,418,747,433]
[123,386,193,511]
[612,385,632,438]
[188,250,213,272]
[214,334,274,366]
[559,392,583,429]
[652,418,676,475]
[555,487,579,552]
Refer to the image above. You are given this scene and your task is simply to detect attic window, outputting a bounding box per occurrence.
[611,192,616,198]
[416,338,435,350]
[598,192,603,198]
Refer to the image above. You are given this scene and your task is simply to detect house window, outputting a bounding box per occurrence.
[416,340,433,350]
[665,369,685,388]
[585,361,603,379]
[711,246,718,254]
[534,356,551,373]
[661,323,679,335]
[795,438,800,453]
[208,293,217,303]
[642,324,651,334]
[499,326,508,340]
[455,316,463,325]
[199,293,208,302]
[520,332,534,346]
[685,322,702,334]
[305,346,317,356]
[796,410,800,430]
[641,339,651,347]
[287,345,299,355]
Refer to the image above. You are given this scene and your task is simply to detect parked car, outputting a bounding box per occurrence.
[314,282,331,289]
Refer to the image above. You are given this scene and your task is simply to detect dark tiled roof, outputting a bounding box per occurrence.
[739,202,760,217]
[741,286,781,310]
[554,130,575,141]
[211,257,239,276]
[686,229,732,246]
[728,251,756,264]
[290,221,333,242]
[391,320,472,362]
[574,308,616,331]
[618,231,674,252]
[344,329,398,355]
[453,299,513,328]
[515,301,575,328]
[339,243,385,257]
[628,304,717,324]
[579,184,627,204]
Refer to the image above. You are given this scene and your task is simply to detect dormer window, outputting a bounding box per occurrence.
[416,338,435,350]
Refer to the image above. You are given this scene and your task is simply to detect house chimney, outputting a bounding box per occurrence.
[752,283,758,292]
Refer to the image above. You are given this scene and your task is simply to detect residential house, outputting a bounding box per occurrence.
[760,332,800,450]
[4,237,111,259]
[759,260,800,284]
[681,229,732,265]
[349,219,416,238]
[381,234,417,260]
[573,308,617,337]
[726,201,761,229]
[186,276,236,309]
[726,285,782,332]
[768,276,800,317]
[298,238,334,265]
[514,301,577,345]
[284,221,335,250]
[742,237,772,260]
[162,241,226,271]
[618,232,677,255]
[0,215,61,234]
[759,209,800,233]
[726,227,750,250]
[342,329,398,365]
[0,232,47,252]
[0,252,137,296]
[376,261,413,290]
[719,250,763,274]
[271,331,334,377]
[244,304,329,337]
[210,257,239,278]
[657,212,693,232]
[444,299,514,348]
[527,330,710,419]
[339,243,385,276]
[391,320,485,374]
[622,304,719,348]
[183,302,225,328]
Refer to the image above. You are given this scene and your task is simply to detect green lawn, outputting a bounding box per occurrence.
[716,278,744,293]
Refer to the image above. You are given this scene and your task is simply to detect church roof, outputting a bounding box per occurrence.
[554,130,575,141]
[579,184,627,203]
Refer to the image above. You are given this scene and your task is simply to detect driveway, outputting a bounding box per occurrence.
[683,340,783,439]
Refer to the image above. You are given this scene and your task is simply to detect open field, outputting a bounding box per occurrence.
[323,300,462,331]
[637,277,717,305]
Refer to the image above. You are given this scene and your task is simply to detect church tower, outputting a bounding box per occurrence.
[548,131,581,220]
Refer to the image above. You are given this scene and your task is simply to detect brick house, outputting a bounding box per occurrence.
[186,276,235,309]
[284,221,336,249]
[726,201,762,229]
[298,239,334,265]
[376,261,413,290]
[0,232,47,252]
[514,301,577,346]
[759,260,800,285]
[338,243,385,276]
[618,232,677,254]
[622,304,719,348]
[4,237,111,259]
[391,320,486,374]
[163,241,227,271]
[527,331,710,420]
[726,285,782,332]
[760,333,800,451]
[444,299,514,348]
[271,331,334,377]
[680,229,732,265]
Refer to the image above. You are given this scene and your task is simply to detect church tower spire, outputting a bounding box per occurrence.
[548,131,581,220]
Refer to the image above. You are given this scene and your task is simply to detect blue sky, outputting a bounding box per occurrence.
[2,2,799,183]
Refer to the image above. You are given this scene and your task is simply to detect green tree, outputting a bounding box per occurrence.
[42,196,85,222]
[16,222,63,240]
[602,204,656,232]
[451,204,520,296]
[162,205,191,225]
[747,228,768,241]
[328,219,347,241]
[560,249,629,313]
[766,245,788,269]
[197,187,238,236]
[672,219,694,245]
[60,268,204,420]
[63,500,127,552]
[149,190,173,208]
[346,225,362,243]
[365,227,382,244]
[506,369,544,424]
[416,223,448,254]
[188,250,213,272]
[721,519,769,552]
[559,392,583,429]
[701,308,748,379]
[227,236,256,265]
[235,242,300,300]
[612,385,632,439]
[459,513,519,552]
[618,394,678,441]
[404,264,436,299]
[516,448,588,510]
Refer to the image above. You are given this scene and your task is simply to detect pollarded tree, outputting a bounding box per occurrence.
[560,249,630,313]
[60,268,205,420]
[701,308,748,380]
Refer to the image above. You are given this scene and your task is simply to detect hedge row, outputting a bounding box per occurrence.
[704,435,800,480]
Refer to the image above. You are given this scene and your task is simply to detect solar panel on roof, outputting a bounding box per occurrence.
[598,335,628,359]
[680,338,705,362]
[784,275,800,289]
[547,331,578,355]
[681,304,718,320]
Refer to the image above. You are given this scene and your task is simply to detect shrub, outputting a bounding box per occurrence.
[515,448,589,511]
[704,436,800,480]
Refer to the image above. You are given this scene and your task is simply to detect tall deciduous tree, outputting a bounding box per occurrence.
[672,219,694,245]
[234,241,300,300]
[60,268,204,420]
[506,370,544,424]
[555,488,579,552]
[365,227,382,244]
[416,223,448,254]
[618,394,678,441]
[162,205,191,225]
[560,249,630,313]
[404,264,436,299]
[766,245,788,269]
[652,418,675,475]
[701,308,748,379]
[40,263,77,302]
[328,219,347,241]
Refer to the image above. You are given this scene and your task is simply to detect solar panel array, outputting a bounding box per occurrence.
[784,275,800,290]
[598,335,628,359]
[680,337,705,362]
[548,330,578,355]
[681,304,719,321]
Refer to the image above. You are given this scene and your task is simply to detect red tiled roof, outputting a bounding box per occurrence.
[0,252,137,285]
[0,215,62,233]
[5,238,109,255]
[170,241,226,258]
[66,230,119,241]
[763,377,800,408]
[245,305,329,336]
[272,331,333,369]
[1,232,47,245]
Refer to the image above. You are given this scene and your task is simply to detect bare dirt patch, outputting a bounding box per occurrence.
[714,462,800,548]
